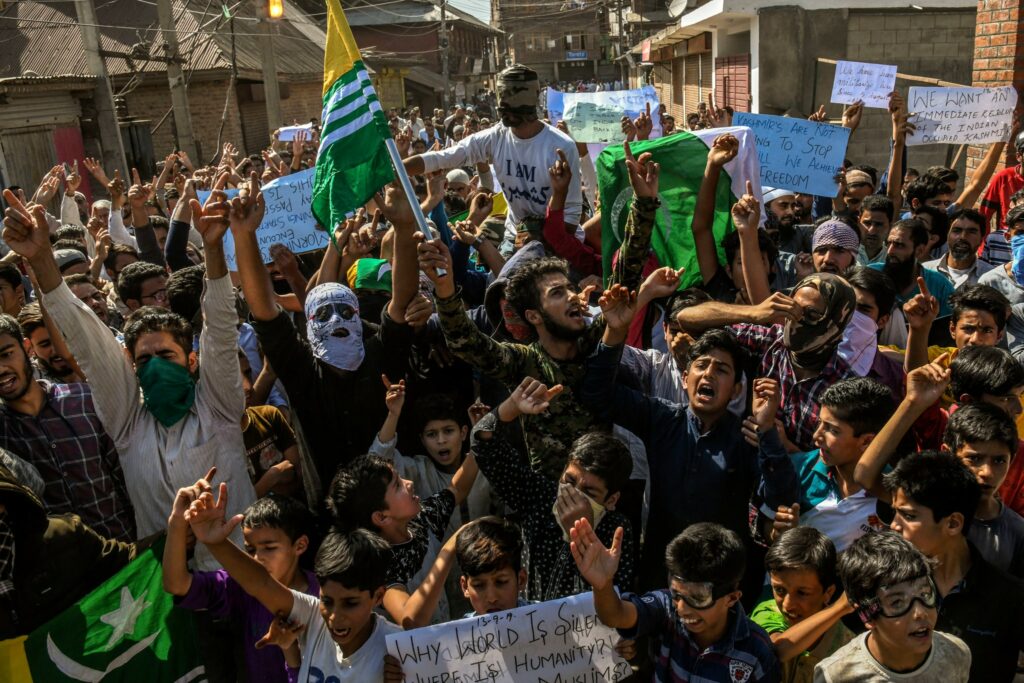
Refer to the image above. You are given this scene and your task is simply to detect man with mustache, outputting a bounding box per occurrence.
[923,209,994,289]
[869,218,955,347]
[762,187,814,256]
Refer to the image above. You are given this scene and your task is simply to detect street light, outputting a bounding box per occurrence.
[263,0,284,20]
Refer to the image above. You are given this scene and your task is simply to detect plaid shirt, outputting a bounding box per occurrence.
[732,324,853,452]
[0,381,135,541]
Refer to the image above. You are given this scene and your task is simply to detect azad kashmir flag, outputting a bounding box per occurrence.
[0,538,204,682]
[311,0,395,230]
[597,126,762,288]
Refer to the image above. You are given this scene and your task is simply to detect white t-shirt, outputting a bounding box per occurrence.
[814,631,971,682]
[419,122,583,230]
[289,590,401,683]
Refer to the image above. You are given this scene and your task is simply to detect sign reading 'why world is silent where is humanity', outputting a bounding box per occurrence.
[732,112,851,197]
[385,592,631,682]
[906,86,1018,146]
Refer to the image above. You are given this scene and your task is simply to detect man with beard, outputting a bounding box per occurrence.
[0,314,135,542]
[418,146,661,479]
[676,273,857,452]
[762,187,814,255]
[403,64,582,251]
[923,209,993,289]
[870,219,954,325]
[16,304,83,384]
[810,221,859,275]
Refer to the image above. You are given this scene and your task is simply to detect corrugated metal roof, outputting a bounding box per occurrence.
[342,0,498,33]
[0,0,324,81]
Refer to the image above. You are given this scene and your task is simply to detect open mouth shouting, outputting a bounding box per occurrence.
[0,373,19,394]
[694,382,716,403]
[908,625,931,641]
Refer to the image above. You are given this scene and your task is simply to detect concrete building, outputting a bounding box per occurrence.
[640,0,978,173]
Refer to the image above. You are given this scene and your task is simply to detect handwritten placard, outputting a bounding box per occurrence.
[385,592,631,682]
[906,86,1018,146]
[277,122,313,141]
[732,112,851,197]
[830,60,897,109]
[549,87,662,142]
[197,168,326,271]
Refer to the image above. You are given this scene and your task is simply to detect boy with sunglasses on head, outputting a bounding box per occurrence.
[814,531,970,682]
[570,520,780,683]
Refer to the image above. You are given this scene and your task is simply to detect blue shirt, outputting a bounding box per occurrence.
[582,341,799,590]
[867,263,955,317]
[620,592,780,683]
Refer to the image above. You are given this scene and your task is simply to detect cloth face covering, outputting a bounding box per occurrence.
[137,356,197,427]
[305,283,365,371]
[784,272,856,371]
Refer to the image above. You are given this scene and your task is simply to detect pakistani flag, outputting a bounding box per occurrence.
[597,126,762,288]
[311,0,395,231]
[0,538,204,682]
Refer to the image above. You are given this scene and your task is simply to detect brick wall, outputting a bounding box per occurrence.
[968,0,1024,175]
[124,77,322,162]
[843,10,976,176]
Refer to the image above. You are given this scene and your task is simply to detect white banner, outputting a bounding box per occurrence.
[906,86,1018,146]
[385,592,631,682]
[550,87,662,142]
[830,60,897,109]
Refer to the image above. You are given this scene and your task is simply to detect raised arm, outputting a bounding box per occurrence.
[902,276,938,372]
[230,180,278,322]
[732,181,771,304]
[377,183,419,322]
[186,482,294,616]
[399,530,460,629]
[692,134,738,286]
[569,518,637,629]
[887,92,911,209]
[162,467,217,597]
[609,141,659,291]
[772,594,854,662]
[676,294,800,334]
[853,358,950,500]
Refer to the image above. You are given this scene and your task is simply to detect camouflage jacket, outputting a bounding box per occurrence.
[436,196,658,479]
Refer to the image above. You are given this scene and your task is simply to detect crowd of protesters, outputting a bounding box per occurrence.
[2,61,1024,682]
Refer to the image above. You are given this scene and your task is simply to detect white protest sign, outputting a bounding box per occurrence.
[559,87,662,143]
[197,168,327,271]
[906,86,1018,146]
[385,592,631,682]
[732,112,851,197]
[277,122,313,141]
[830,60,897,109]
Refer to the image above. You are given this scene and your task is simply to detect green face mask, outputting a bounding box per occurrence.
[136,356,196,427]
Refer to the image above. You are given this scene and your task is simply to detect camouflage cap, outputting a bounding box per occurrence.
[497,64,539,115]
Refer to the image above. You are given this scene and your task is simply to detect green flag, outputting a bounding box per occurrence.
[311,0,395,231]
[596,128,762,288]
[1,538,204,682]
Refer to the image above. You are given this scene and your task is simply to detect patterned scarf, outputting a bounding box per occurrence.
[784,273,856,371]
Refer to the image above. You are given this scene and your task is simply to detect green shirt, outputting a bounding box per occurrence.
[750,598,854,683]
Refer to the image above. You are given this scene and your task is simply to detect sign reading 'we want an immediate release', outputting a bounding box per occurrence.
[733,112,851,197]
[385,592,631,682]
[906,86,1018,146]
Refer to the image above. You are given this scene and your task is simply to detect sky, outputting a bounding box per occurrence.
[448,0,491,24]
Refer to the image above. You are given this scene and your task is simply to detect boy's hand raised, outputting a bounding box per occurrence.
[2,189,51,262]
[185,482,243,546]
[168,466,217,529]
[598,284,638,332]
[569,518,623,591]
[905,353,951,407]
[903,277,938,331]
[255,613,305,651]
[382,374,406,415]
[623,141,659,199]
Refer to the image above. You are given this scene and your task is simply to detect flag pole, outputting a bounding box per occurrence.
[383,137,446,274]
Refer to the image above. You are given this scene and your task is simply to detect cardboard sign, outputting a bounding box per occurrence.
[906,86,1018,146]
[830,60,897,109]
[385,592,631,682]
[732,112,851,197]
[197,168,327,270]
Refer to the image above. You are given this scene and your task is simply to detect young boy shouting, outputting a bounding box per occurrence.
[814,532,971,682]
[571,520,781,683]
[163,482,319,683]
[751,527,854,683]
[184,483,398,682]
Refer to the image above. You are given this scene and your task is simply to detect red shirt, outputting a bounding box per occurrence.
[999,443,1024,517]
[979,164,1024,231]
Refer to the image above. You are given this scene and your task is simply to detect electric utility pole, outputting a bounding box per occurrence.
[156,0,199,161]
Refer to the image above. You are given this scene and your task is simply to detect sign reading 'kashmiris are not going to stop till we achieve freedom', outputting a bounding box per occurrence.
[385,592,631,683]
[906,85,1018,146]
[732,112,851,197]
[196,168,328,271]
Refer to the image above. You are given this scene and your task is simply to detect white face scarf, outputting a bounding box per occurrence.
[837,309,879,377]
[305,283,365,371]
